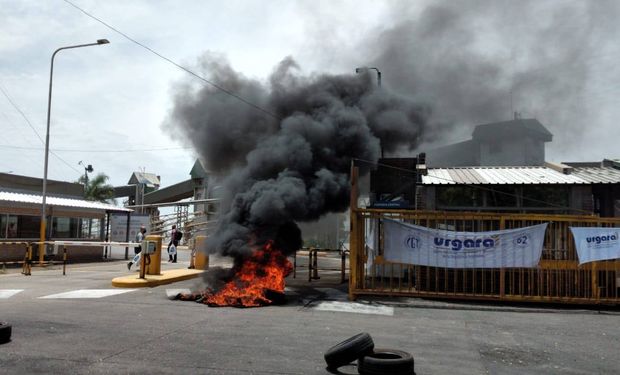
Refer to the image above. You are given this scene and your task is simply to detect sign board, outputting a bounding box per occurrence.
[109,213,150,242]
[383,219,548,268]
[570,227,620,265]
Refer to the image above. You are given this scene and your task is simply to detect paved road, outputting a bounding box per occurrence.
[1,249,619,374]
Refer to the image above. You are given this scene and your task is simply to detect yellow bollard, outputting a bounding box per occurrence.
[193,235,209,270]
[145,235,163,276]
[62,246,67,276]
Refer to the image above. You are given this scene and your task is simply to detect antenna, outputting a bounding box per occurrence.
[510,89,513,119]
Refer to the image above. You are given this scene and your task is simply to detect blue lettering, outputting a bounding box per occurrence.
[434,237,444,246]
[464,239,475,248]
[451,239,463,251]
[482,239,495,248]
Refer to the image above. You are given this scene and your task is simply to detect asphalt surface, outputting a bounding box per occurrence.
[1,248,619,374]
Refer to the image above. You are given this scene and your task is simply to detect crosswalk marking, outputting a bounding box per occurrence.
[313,301,394,316]
[39,289,137,299]
[0,289,24,299]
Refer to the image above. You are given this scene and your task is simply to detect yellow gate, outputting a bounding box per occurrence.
[348,170,620,304]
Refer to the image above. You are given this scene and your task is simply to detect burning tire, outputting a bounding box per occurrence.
[357,348,415,375]
[324,332,374,370]
[0,322,12,344]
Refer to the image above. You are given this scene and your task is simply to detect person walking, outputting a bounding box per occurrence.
[127,226,147,270]
[167,225,181,263]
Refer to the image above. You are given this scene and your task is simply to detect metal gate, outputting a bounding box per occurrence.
[348,166,620,305]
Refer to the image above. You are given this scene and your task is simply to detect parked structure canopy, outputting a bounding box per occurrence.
[0,190,131,213]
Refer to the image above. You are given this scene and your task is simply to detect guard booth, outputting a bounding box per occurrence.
[143,235,163,276]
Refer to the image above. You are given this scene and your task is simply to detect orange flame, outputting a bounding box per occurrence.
[195,241,292,307]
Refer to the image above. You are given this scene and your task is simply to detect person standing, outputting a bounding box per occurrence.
[167,224,181,263]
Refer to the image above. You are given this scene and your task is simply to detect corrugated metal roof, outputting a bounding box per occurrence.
[423,166,588,185]
[0,191,132,212]
[570,167,620,184]
[128,172,160,187]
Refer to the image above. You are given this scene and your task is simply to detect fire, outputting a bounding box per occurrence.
[180,241,293,307]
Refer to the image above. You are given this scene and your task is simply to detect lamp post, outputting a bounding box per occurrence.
[355,67,381,87]
[355,66,384,156]
[39,39,109,264]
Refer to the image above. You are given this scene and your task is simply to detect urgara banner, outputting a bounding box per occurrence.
[383,219,548,268]
[569,227,620,265]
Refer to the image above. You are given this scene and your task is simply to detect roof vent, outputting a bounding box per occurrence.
[545,161,573,175]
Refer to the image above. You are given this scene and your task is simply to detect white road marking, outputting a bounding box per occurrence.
[39,289,137,299]
[0,289,24,299]
[313,301,394,316]
[166,288,191,299]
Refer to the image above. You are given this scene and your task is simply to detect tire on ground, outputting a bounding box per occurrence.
[357,348,415,375]
[324,332,375,369]
[0,322,12,344]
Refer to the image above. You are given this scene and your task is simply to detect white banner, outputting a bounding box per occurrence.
[569,227,620,265]
[383,219,547,268]
[109,214,150,242]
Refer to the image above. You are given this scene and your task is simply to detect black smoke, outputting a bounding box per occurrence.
[168,0,620,260]
[363,0,620,154]
[169,56,428,259]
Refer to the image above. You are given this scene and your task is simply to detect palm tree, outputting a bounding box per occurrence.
[77,173,116,204]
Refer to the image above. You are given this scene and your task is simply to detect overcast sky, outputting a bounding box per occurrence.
[1,0,619,193]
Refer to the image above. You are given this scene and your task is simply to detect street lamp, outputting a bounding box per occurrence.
[39,39,110,264]
[78,161,94,197]
[356,66,384,157]
[355,67,381,87]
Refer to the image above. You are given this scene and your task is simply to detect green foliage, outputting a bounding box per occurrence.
[77,173,116,204]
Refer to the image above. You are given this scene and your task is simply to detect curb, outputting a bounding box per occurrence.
[112,269,205,288]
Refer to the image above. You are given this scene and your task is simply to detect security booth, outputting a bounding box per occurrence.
[0,190,132,263]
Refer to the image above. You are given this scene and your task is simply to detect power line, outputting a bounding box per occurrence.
[0,81,81,174]
[62,0,281,121]
[0,144,192,153]
[352,158,592,214]
[0,83,45,143]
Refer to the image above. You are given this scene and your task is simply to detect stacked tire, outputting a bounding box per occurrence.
[324,333,415,374]
[0,321,11,344]
[324,332,375,370]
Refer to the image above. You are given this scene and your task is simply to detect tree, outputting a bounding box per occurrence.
[77,173,116,204]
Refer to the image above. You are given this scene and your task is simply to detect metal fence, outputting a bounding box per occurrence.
[349,208,620,304]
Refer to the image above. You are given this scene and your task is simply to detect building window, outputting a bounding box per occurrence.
[16,215,41,239]
[52,217,78,238]
[80,218,102,240]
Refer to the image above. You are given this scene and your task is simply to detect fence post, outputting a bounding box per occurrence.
[348,165,359,300]
[499,217,506,298]
[26,244,32,275]
[21,248,29,275]
[308,248,313,282]
[591,262,599,301]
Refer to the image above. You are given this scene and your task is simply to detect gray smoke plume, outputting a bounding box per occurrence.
[364,0,620,155]
[169,56,428,259]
